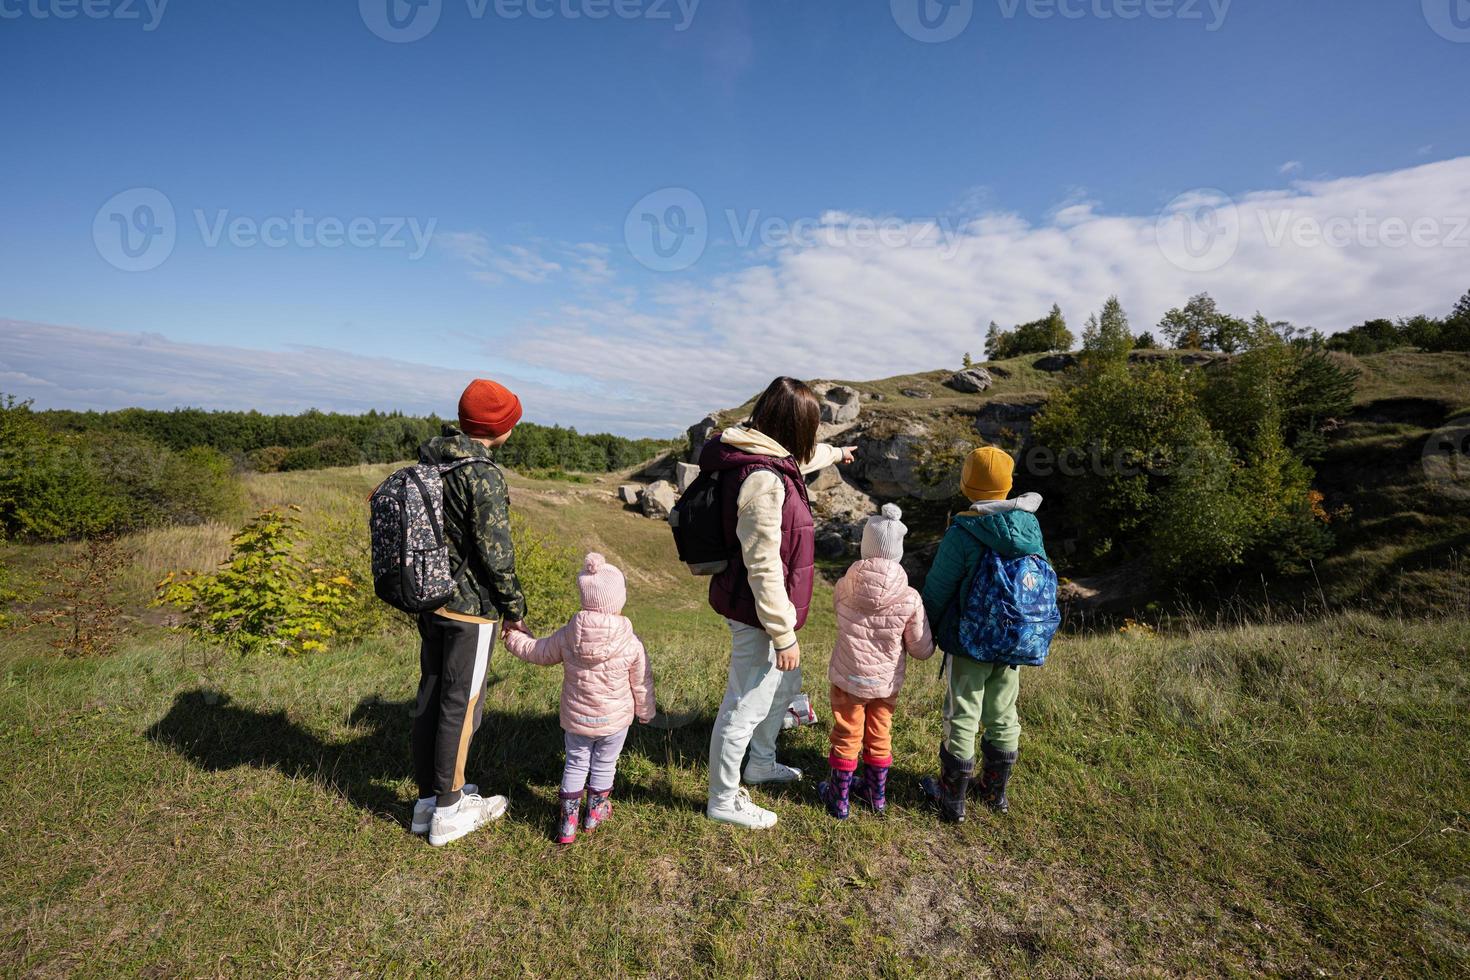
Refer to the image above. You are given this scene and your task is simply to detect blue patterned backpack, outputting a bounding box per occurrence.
[957,549,1061,667]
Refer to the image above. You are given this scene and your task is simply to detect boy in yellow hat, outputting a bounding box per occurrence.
[918,447,1045,821]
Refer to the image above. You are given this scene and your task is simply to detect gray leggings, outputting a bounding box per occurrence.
[561,727,630,795]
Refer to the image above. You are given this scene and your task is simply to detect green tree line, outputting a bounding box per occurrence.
[36,407,673,474]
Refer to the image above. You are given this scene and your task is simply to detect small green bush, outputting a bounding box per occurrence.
[246,445,291,472]
[280,437,363,471]
[156,507,355,655]
[510,511,581,633]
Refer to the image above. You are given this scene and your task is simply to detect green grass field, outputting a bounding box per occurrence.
[2,465,1468,977]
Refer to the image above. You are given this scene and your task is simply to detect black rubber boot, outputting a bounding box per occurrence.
[976,740,1019,814]
[919,744,973,824]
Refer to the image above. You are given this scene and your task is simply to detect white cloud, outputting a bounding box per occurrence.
[8,158,1468,438]
[506,156,1470,423]
[0,321,677,435]
[437,233,611,287]
[1279,160,1303,175]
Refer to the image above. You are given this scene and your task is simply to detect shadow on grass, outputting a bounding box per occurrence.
[145,688,712,834]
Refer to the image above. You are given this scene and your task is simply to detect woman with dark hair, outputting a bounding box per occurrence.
[700,377,857,829]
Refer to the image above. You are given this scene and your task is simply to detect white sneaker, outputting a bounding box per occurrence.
[427,792,506,847]
[744,760,803,785]
[410,783,478,834]
[707,787,778,830]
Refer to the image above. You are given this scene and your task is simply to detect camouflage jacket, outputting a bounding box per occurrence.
[417,425,527,622]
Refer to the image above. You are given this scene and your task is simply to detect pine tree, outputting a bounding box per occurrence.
[1083,295,1134,363]
[983,321,1005,360]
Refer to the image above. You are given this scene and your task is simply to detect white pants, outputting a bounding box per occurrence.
[707,619,803,808]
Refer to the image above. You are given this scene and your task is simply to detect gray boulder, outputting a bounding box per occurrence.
[806,464,844,493]
[675,461,700,493]
[640,480,677,520]
[810,476,881,525]
[1033,353,1078,373]
[944,368,994,393]
[617,483,642,505]
[814,529,849,560]
[818,384,861,424]
[900,387,932,399]
[846,420,961,500]
[686,415,719,463]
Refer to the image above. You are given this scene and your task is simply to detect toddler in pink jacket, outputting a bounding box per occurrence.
[503,553,655,843]
[818,505,935,819]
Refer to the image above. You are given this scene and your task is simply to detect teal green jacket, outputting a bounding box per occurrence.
[921,494,1047,657]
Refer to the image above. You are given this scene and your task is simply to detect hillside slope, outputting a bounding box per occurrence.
[641,350,1470,616]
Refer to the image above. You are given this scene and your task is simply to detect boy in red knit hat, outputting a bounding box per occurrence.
[410,378,528,846]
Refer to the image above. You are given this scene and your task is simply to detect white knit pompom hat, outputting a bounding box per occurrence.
[861,504,907,561]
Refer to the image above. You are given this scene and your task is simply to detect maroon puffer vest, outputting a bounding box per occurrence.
[700,436,816,635]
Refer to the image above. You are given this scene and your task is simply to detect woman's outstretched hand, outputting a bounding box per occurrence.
[839,446,858,464]
[775,642,800,672]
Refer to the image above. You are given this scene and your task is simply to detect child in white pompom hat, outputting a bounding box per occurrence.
[818,504,935,819]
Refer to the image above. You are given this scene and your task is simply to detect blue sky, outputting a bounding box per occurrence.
[2,0,1468,433]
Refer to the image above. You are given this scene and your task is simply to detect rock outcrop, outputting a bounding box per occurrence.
[1033,353,1078,373]
[806,464,844,493]
[814,384,862,424]
[972,400,1044,447]
[844,419,955,499]
[943,368,993,393]
[686,415,718,463]
[640,480,677,520]
[617,483,642,506]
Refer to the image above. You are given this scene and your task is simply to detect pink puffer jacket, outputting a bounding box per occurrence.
[829,557,935,700]
[503,611,655,736]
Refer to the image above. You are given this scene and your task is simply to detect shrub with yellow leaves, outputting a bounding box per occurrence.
[155,507,355,655]
[1118,618,1158,639]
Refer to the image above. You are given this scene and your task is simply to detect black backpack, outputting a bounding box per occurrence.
[669,470,733,575]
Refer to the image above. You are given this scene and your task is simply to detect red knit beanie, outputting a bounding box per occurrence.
[457,379,523,438]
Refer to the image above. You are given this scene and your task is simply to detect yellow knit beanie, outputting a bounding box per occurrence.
[961,446,1014,502]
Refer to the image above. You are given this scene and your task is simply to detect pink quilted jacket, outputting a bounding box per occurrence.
[829,557,935,700]
[503,611,655,736]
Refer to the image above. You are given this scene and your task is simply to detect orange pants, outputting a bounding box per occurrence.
[828,685,895,771]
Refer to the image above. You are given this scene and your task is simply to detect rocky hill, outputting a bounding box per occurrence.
[617,349,1470,617]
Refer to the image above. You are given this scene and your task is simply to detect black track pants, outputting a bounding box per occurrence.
[412,614,498,807]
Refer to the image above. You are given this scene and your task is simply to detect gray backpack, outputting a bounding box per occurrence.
[369,459,486,613]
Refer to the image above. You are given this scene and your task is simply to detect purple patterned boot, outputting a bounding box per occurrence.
[852,758,890,815]
[817,767,855,820]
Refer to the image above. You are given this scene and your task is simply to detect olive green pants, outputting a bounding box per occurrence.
[942,656,1021,760]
